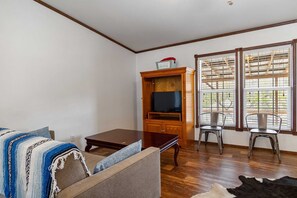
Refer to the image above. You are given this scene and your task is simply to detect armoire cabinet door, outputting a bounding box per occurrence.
[145,122,163,133]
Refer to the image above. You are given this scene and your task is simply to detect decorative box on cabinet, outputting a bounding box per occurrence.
[140,67,195,146]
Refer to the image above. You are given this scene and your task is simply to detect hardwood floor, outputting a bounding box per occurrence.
[90,141,297,198]
[161,141,297,198]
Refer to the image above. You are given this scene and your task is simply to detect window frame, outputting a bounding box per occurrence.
[197,52,237,127]
[242,46,292,130]
[195,39,297,134]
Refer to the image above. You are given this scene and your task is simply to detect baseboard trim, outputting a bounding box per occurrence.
[190,140,297,155]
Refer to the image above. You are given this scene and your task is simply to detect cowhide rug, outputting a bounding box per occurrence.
[191,183,233,198]
[192,175,297,198]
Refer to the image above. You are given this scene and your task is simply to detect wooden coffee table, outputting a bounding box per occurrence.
[85,129,180,166]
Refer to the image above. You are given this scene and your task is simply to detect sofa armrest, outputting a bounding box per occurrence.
[57,147,161,198]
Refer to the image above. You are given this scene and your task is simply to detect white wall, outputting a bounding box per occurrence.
[136,23,297,152]
[0,0,136,149]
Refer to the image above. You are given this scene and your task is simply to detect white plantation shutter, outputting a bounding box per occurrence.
[199,54,236,126]
[243,47,291,129]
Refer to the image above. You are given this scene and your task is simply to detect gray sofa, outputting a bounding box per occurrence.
[57,147,161,198]
[0,131,161,198]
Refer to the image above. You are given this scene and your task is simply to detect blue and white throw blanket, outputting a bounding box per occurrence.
[0,129,91,198]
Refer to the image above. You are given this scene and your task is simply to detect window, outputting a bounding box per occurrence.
[243,47,291,129]
[195,40,297,132]
[198,54,236,126]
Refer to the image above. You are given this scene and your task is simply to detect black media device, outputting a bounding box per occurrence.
[151,91,182,113]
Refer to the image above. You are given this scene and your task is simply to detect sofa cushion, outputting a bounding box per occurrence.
[83,151,106,171]
[0,127,51,138]
[55,151,105,191]
[93,140,142,174]
[30,126,51,138]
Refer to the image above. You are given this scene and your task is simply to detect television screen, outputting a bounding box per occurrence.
[152,91,181,112]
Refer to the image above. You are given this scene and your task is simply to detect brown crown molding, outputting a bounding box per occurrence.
[137,19,297,53]
[34,0,297,54]
[33,0,136,53]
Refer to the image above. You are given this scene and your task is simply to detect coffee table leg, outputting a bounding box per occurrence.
[85,144,92,152]
[173,143,179,166]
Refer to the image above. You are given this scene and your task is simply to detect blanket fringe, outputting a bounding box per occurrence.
[49,149,91,198]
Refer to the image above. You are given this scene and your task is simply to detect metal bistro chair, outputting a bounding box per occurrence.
[245,113,282,162]
[197,112,226,155]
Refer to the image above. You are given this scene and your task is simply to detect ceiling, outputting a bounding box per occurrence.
[40,0,297,53]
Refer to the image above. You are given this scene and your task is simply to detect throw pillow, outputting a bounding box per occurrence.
[93,140,142,174]
[30,126,51,139]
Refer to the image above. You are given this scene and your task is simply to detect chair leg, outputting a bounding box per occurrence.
[248,134,252,158]
[248,133,255,158]
[205,132,209,145]
[220,130,224,148]
[216,132,223,155]
[197,130,203,151]
[269,136,276,154]
[252,136,257,149]
[274,135,281,163]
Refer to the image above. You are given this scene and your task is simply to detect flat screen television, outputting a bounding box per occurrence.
[151,91,182,113]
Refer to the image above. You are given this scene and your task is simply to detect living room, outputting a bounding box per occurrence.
[1,0,297,197]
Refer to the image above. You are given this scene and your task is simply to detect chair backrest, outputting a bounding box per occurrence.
[257,114,268,130]
[210,112,219,127]
[245,113,282,132]
[199,112,226,127]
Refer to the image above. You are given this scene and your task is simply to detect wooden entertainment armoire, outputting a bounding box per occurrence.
[140,67,195,146]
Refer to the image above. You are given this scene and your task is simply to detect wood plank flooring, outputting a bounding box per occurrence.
[90,141,297,198]
[161,141,297,198]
